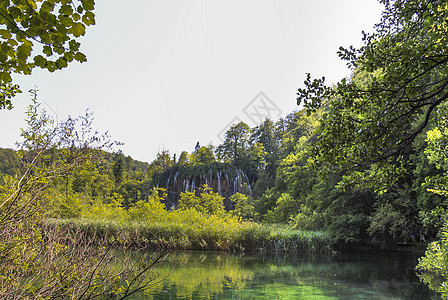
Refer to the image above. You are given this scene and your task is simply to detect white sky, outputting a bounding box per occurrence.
[0,0,384,163]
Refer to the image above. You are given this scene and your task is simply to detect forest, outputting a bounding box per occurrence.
[1,0,448,298]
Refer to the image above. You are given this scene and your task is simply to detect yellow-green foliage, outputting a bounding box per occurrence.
[47,186,332,252]
[0,176,134,298]
[53,211,331,253]
[127,189,168,222]
[417,224,448,298]
[178,185,225,216]
[290,204,325,231]
[265,193,298,223]
[231,192,258,221]
[83,192,128,222]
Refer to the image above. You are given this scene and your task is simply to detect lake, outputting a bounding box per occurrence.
[130,250,439,299]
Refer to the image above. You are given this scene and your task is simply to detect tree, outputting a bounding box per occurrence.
[417,223,448,298]
[250,119,279,159]
[230,192,257,221]
[150,150,174,173]
[424,102,448,196]
[176,151,191,166]
[190,145,216,165]
[298,0,448,192]
[250,119,282,193]
[265,193,297,223]
[0,147,21,175]
[216,122,251,167]
[0,0,95,109]
[178,185,225,216]
[113,153,125,188]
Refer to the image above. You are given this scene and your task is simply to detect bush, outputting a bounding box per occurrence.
[417,224,448,298]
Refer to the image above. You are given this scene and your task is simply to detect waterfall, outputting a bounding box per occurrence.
[166,173,171,202]
[225,172,230,196]
[234,169,243,194]
[164,174,172,210]
[217,171,221,196]
[172,171,179,206]
[233,177,238,195]
[166,174,171,190]
[242,170,253,197]
[154,165,254,211]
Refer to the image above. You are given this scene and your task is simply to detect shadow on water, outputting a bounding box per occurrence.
[129,250,440,299]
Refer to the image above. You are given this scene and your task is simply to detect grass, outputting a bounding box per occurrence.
[46,216,333,253]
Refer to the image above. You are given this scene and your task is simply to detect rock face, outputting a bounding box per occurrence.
[161,164,253,210]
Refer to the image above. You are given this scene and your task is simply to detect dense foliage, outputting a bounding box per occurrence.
[0,0,95,109]
[297,0,448,296]
[0,100,167,298]
[298,0,448,193]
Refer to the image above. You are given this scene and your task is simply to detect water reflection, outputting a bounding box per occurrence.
[130,250,439,299]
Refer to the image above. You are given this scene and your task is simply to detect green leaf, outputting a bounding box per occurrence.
[0,71,11,82]
[23,39,33,48]
[0,48,7,62]
[81,0,95,11]
[71,23,85,37]
[46,61,56,72]
[41,1,55,13]
[7,39,17,46]
[59,4,73,15]
[69,40,80,51]
[43,45,52,56]
[30,1,37,9]
[17,44,32,61]
[0,29,11,39]
[63,51,74,62]
[33,55,46,68]
[82,11,95,26]
[74,52,86,62]
[59,15,73,26]
[56,57,68,69]
[9,7,22,19]
[0,0,8,10]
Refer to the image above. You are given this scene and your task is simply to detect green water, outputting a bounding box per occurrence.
[131,250,439,299]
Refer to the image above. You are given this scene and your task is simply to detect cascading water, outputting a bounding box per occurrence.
[164,174,172,209]
[166,174,171,191]
[172,171,179,207]
[159,164,254,212]
[225,172,230,197]
[242,170,253,197]
[217,171,221,196]
[233,177,238,195]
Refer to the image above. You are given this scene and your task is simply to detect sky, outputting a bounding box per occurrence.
[0,0,384,163]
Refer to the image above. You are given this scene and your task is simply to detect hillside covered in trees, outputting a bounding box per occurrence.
[0,92,444,249]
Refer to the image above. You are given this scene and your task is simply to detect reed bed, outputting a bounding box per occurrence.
[47,217,333,253]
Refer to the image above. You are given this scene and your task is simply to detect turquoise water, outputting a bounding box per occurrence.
[131,250,439,299]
